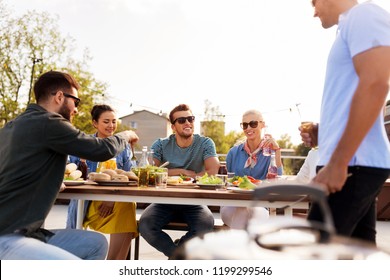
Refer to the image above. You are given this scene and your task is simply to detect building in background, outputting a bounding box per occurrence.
[120,110,171,151]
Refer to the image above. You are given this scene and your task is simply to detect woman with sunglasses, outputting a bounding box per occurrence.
[66,104,138,260]
[220,109,283,229]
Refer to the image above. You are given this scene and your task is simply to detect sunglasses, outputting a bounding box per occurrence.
[172,116,195,124]
[240,120,262,129]
[63,93,81,107]
[51,91,81,107]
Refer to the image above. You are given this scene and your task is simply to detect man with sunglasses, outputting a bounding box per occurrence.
[139,104,220,258]
[0,70,139,259]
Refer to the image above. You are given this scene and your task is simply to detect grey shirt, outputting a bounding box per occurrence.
[0,104,127,236]
[151,134,217,173]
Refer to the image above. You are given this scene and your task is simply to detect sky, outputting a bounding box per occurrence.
[4,0,390,144]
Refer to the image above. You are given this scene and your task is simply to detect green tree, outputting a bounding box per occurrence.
[201,99,244,161]
[0,1,107,131]
[276,134,295,175]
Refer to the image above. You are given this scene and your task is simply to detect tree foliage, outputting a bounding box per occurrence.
[201,99,244,161]
[0,1,107,131]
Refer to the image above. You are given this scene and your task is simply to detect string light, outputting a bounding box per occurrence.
[110,96,302,119]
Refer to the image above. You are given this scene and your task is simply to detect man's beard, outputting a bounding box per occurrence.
[177,129,192,139]
[58,101,72,121]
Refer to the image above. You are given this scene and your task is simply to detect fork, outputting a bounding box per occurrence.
[131,145,137,161]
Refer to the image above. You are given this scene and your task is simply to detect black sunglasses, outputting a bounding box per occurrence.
[63,93,81,107]
[240,120,262,129]
[172,116,195,124]
[51,92,81,107]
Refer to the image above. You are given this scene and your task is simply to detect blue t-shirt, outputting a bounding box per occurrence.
[151,134,217,173]
[319,2,390,168]
[226,142,282,180]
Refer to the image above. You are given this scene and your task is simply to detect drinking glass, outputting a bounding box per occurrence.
[97,158,117,172]
[262,134,272,156]
[300,121,318,147]
[216,174,227,191]
[155,169,168,189]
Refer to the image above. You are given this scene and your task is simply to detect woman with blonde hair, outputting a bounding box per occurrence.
[221,109,283,229]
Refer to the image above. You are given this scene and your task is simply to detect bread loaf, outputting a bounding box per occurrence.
[112,174,129,182]
[69,170,82,180]
[123,171,139,181]
[102,169,117,178]
[65,163,77,174]
[93,173,111,181]
[88,172,98,181]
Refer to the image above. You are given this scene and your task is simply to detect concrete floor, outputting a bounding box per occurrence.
[45,204,390,260]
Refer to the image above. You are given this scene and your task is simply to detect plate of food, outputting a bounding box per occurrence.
[167,176,197,187]
[88,170,138,186]
[93,180,138,186]
[63,180,86,186]
[227,186,254,193]
[197,183,225,190]
[195,173,225,190]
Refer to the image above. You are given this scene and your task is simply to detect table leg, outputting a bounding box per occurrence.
[76,200,85,229]
[284,207,293,217]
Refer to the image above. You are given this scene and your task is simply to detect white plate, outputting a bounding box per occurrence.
[167,176,195,185]
[63,180,86,186]
[93,180,138,186]
[197,183,224,190]
[227,186,254,193]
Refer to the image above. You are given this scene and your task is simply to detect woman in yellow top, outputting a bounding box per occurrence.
[67,104,138,259]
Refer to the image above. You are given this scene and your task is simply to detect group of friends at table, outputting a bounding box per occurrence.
[1,0,390,260]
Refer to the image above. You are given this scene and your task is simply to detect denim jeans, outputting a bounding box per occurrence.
[0,229,108,260]
[309,166,390,244]
[138,204,214,257]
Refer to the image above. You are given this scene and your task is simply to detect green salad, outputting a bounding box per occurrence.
[197,173,223,185]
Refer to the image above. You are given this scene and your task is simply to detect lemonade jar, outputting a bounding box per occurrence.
[138,167,149,188]
[97,158,117,172]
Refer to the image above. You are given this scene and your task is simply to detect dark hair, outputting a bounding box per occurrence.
[91,104,115,122]
[33,70,81,103]
[169,104,192,124]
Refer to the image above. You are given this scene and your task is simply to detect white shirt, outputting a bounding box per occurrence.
[296,149,319,183]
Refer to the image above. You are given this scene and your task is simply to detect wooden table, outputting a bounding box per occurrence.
[58,183,310,229]
[377,178,390,220]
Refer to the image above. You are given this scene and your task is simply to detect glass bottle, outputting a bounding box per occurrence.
[78,159,88,180]
[139,146,149,167]
[148,148,155,166]
[266,153,278,179]
[138,146,149,187]
[218,164,227,175]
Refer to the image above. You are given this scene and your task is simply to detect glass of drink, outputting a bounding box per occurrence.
[227,172,235,179]
[262,134,272,156]
[155,168,168,189]
[300,122,318,147]
[215,174,227,191]
[97,158,117,172]
[138,167,149,188]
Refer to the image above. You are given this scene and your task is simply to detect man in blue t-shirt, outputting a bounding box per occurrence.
[303,0,390,243]
[139,104,220,258]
